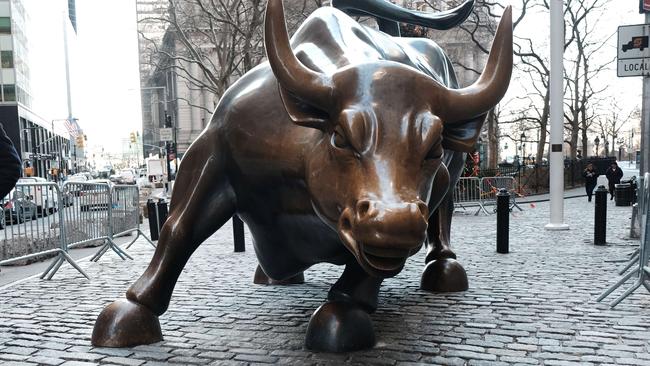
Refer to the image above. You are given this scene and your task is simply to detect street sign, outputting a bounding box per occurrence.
[618,24,650,77]
[618,58,650,77]
[159,128,173,141]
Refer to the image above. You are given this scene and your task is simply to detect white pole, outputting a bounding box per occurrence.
[545,0,569,231]
[641,13,650,175]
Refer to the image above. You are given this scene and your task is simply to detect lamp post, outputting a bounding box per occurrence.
[141,85,176,191]
[594,136,600,157]
[629,130,635,166]
[520,132,526,164]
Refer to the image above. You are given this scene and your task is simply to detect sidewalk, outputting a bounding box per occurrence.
[0,197,648,365]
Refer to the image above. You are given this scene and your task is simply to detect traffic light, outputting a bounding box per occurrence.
[165,114,172,128]
[75,135,84,148]
[130,132,137,143]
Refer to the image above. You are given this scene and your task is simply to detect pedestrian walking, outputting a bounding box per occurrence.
[583,163,598,202]
[0,122,21,198]
[605,161,624,200]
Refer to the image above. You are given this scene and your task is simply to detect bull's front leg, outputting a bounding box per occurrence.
[420,155,468,293]
[91,131,237,347]
[305,261,382,352]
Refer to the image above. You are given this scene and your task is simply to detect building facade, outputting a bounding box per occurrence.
[0,0,81,179]
[137,1,492,160]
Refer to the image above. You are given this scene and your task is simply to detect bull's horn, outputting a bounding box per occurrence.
[440,6,513,122]
[265,0,334,111]
[332,0,474,31]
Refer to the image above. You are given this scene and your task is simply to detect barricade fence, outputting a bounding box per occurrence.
[452,176,521,215]
[0,181,154,280]
[598,172,650,307]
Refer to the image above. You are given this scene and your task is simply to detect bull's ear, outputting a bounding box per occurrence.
[278,85,330,130]
[441,114,487,153]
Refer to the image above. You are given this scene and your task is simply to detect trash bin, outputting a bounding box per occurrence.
[614,183,632,206]
[147,198,169,240]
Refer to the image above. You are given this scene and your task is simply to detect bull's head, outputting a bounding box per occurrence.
[265,0,512,278]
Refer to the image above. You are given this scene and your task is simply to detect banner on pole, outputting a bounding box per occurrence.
[641,0,650,13]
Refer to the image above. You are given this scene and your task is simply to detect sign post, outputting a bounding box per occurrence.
[618,22,649,175]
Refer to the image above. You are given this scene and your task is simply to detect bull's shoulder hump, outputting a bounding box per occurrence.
[394,37,457,88]
[290,7,396,72]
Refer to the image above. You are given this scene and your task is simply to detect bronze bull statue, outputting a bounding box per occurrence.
[93,0,512,352]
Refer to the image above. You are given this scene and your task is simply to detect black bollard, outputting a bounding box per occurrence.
[496,188,510,254]
[594,185,607,246]
[233,215,246,252]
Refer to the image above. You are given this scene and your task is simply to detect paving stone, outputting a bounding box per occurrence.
[0,197,648,365]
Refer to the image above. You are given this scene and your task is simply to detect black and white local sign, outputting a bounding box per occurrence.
[618,24,650,77]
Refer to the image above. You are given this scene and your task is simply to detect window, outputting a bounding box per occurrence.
[1,50,12,68]
[3,83,15,101]
[0,17,10,34]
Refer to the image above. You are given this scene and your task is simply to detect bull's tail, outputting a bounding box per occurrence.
[332,0,474,36]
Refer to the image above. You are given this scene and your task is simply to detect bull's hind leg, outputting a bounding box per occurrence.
[420,196,468,292]
[92,130,236,347]
[305,261,382,352]
[420,153,468,293]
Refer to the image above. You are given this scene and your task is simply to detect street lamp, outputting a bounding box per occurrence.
[520,132,526,164]
[141,85,176,190]
[594,136,600,157]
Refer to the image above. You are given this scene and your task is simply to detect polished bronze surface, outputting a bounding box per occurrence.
[92,299,162,347]
[333,0,474,36]
[253,264,305,285]
[92,0,512,352]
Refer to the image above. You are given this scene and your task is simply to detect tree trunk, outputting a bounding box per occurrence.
[487,109,499,168]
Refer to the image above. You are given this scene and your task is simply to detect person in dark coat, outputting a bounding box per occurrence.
[583,163,598,202]
[605,161,624,200]
[0,122,21,199]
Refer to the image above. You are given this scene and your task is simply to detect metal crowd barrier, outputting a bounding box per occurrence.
[0,181,157,280]
[479,176,521,212]
[61,181,132,263]
[453,177,486,215]
[0,182,88,279]
[598,172,650,307]
[114,185,155,251]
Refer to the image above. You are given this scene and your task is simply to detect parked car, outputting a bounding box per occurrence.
[79,180,113,212]
[118,168,137,185]
[2,190,38,225]
[16,177,58,216]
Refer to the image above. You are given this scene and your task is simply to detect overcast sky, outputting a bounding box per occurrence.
[74,0,142,155]
[69,0,644,156]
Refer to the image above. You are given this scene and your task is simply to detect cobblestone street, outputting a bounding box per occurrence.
[1,196,649,365]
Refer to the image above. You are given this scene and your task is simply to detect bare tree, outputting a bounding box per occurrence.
[139,0,323,112]
[592,104,636,157]
[561,0,614,159]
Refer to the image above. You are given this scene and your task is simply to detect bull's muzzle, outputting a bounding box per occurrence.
[338,199,428,278]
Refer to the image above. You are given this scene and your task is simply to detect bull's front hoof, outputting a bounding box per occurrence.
[92,299,162,347]
[420,258,468,292]
[305,301,375,352]
[253,265,305,285]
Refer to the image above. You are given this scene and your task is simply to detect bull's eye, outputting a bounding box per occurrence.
[331,128,350,150]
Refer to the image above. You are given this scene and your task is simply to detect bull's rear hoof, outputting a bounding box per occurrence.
[253,265,304,285]
[92,299,162,347]
[305,301,375,352]
[420,258,468,293]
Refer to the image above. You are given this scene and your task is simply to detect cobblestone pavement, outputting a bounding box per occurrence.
[0,197,649,365]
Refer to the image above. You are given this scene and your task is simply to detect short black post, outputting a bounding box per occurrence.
[233,215,246,252]
[496,188,510,254]
[594,185,607,246]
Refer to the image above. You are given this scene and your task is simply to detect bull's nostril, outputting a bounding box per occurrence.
[357,200,371,218]
[341,216,352,231]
